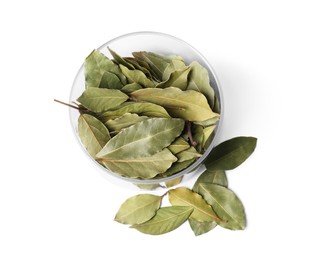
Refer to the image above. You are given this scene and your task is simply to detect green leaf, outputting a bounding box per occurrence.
[119,64,155,87]
[98,148,177,179]
[162,58,186,81]
[131,206,193,235]
[77,88,129,113]
[168,187,220,222]
[188,219,217,236]
[132,51,170,81]
[156,67,191,90]
[193,170,228,192]
[98,102,171,121]
[197,183,246,230]
[176,147,202,162]
[99,71,123,89]
[205,137,257,171]
[160,159,195,178]
[168,137,190,154]
[105,113,147,134]
[164,176,183,188]
[135,183,162,190]
[121,83,142,94]
[108,47,135,70]
[194,116,220,127]
[84,49,126,88]
[78,114,110,158]
[203,125,216,147]
[114,194,162,225]
[96,118,185,159]
[192,124,204,153]
[130,87,218,121]
[124,57,156,79]
[187,61,215,108]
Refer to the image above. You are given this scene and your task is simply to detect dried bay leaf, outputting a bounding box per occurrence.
[168,137,190,154]
[194,115,220,127]
[160,159,195,177]
[193,170,228,192]
[187,61,215,108]
[77,88,129,113]
[96,118,185,159]
[85,49,126,88]
[108,47,135,70]
[124,57,156,80]
[119,64,155,87]
[131,87,218,121]
[176,147,202,162]
[188,219,217,236]
[164,176,183,188]
[99,71,124,89]
[203,125,216,147]
[131,206,193,235]
[192,124,204,153]
[168,187,220,222]
[205,136,257,171]
[105,113,147,134]
[197,183,246,230]
[162,58,186,81]
[114,194,162,225]
[156,67,191,89]
[78,114,110,158]
[98,102,171,121]
[132,51,170,81]
[98,148,177,179]
[121,83,142,94]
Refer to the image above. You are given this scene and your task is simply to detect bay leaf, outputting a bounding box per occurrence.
[156,67,191,90]
[131,206,193,235]
[84,49,126,88]
[197,183,246,230]
[108,47,135,70]
[105,113,147,134]
[78,114,110,158]
[132,51,170,81]
[98,148,177,179]
[135,183,162,190]
[99,71,123,89]
[194,115,220,127]
[125,57,156,80]
[121,83,142,94]
[168,187,220,222]
[205,136,257,171]
[162,58,186,81]
[96,118,185,159]
[160,159,195,178]
[192,124,204,153]
[187,61,215,108]
[119,64,155,87]
[130,87,218,121]
[114,194,162,225]
[168,137,190,154]
[77,88,129,113]
[176,147,202,162]
[188,219,217,236]
[164,176,183,188]
[98,102,171,121]
[193,170,228,192]
[203,125,216,147]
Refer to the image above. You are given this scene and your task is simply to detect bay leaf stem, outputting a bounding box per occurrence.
[54,99,79,110]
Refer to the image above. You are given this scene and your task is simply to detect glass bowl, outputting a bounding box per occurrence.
[69,31,223,187]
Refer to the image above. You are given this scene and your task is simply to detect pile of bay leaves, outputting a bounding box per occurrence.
[57,47,257,236]
[74,48,221,181]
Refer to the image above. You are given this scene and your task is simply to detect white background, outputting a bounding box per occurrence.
[1,0,315,259]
